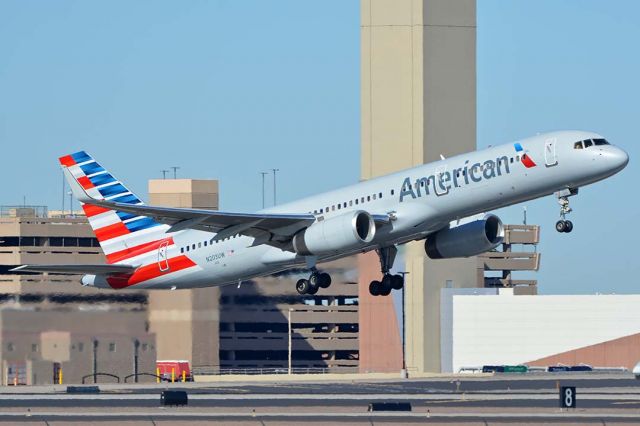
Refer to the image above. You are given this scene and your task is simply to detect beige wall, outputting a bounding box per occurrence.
[149,179,219,210]
[147,179,220,367]
[360,0,476,373]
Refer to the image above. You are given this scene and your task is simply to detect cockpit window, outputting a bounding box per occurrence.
[593,138,609,145]
[584,139,593,148]
[574,141,583,149]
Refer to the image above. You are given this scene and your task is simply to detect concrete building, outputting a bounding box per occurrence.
[146,179,221,367]
[441,292,640,372]
[0,206,155,384]
[217,256,359,373]
[359,0,478,373]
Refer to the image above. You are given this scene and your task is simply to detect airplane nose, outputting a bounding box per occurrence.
[611,146,629,171]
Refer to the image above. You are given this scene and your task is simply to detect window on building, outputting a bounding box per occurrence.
[78,342,84,352]
[31,343,38,352]
[142,343,149,351]
[7,343,14,352]
[109,342,116,352]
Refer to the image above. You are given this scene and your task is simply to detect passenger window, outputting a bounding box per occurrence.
[349,200,353,207]
[204,241,208,247]
[379,192,382,198]
[516,155,520,162]
[584,139,593,148]
[186,246,190,252]
[373,194,376,200]
[510,157,514,164]
[343,202,347,208]
[367,196,370,202]
[180,247,184,253]
[198,242,201,248]
[192,244,196,250]
[361,197,365,203]
[355,199,359,205]
[574,141,583,149]
[332,205,335,211]
[391,189,394,195]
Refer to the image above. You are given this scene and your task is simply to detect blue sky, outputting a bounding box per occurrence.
[0,0,637,294]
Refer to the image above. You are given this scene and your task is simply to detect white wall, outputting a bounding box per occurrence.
[442,293,640,373]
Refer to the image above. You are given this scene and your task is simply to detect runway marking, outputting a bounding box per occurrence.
[4,411,640,419]
[1,393,640,401]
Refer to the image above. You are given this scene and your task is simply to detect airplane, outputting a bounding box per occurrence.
[12,130,628,296]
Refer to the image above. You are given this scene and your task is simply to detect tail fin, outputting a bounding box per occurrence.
[60,151,169,264]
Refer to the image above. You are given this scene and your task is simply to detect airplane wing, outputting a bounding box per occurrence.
[10,264,137,275]
[63,168,316,246]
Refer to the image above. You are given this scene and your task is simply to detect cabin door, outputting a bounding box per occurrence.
[545,138,558,166]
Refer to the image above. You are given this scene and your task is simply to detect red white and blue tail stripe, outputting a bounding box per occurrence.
[59,151,199,288]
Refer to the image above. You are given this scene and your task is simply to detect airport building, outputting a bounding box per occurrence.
[441,292,640,373]
[0,206,155,385]
[216,257,360,373]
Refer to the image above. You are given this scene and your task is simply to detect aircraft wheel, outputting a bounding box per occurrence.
[307,282,319,295]
[296,279,311,295]
[564,220,573,233]
[555,220,566,233]
[318,272,332,288]
[369,280,381,296]
[380,276,392,296]
[391,274,404,290]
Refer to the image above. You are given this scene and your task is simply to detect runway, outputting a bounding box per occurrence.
[1,373,639,424]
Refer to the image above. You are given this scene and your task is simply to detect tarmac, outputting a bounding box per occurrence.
[0,372,639,425]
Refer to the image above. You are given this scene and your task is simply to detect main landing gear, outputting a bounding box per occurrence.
[369,246,404,297]
[296,270,331,295]
[555,188,578,233]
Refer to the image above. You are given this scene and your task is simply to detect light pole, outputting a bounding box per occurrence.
[171,166,180,179]
[272,168,279,206]
[398,271,410,378]
[161,170,169,179]
[260,172,269,209]
[288,308,293,374]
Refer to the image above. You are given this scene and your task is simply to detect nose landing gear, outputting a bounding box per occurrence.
[368,246,405,296]
[555,188,578,233]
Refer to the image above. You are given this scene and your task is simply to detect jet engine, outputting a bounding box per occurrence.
[293,210,375,256]
[425,214,504,259]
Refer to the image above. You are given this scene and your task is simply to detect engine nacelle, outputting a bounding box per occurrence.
[425,214,504,259]
[293,210,375,256]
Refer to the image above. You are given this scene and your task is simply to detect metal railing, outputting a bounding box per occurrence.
[193,366,332,375]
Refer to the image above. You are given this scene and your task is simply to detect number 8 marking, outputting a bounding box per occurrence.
[564,388,573,406]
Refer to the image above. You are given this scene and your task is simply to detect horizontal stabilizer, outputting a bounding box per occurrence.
[10,264,137,275]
